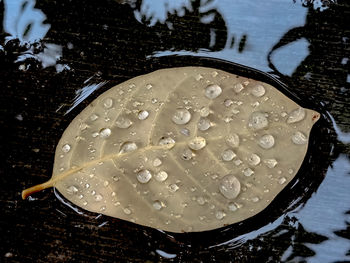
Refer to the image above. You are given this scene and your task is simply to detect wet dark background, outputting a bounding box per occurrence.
[1,0,349,262]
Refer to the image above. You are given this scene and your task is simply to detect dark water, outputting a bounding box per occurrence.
[1,0,349,262]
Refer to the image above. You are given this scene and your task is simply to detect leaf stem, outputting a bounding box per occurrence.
[22,179,54,200]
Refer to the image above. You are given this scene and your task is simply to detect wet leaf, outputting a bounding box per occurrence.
[22,67,320,232]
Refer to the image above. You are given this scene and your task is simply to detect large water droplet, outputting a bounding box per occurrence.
[172,109,191,125]
[248,112,269,130]
[66,185,78,195]
[120,141,138,153]
[248,153,261,166]
[99,128,111,138]
[181,148,193,161]
[251,84,265,97]
[62,144,71,153]
[215,210,226,220]
[200,106,210,117]
[219,174,241,199]
[198,117,211,131]
[102,98,113,109]
[116,116,132,128]
[180,128,190,136]
[287,108,305,124]
[243,168,254,177]
[228,202,238,212]
[233,83,244,93]
[123,207,132,215]
[159,137,176,149]
[153,158,162,167]
[153,200,164,210]
[168,183,179,193]
[279,177,287,184]
[205,84,222,99]
[136,169,152,183]
[226,134,240,148]
[188,137,206,150]
[138,110,149,120]
[258,134,275,149]
[90,114,99,121]
[264,158,278,168]
[222,149,236,161]
[154,171,168,182]
[292,131,307,145]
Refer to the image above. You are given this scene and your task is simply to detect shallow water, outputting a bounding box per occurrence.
[1,0,349,262]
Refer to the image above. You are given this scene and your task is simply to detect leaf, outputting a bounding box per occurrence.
[22,67,320,233]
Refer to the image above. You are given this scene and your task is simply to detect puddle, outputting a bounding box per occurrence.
[1,0,349,262]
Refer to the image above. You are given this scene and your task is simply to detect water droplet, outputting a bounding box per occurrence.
[258,134,275,149]
[92,132,99,138]
[83,201,88,206]
[243,168,254,177]
[234,159,242,166]
[233,83,244,93]
[152,200,164,210]
[102,97,113,109]
[116,116,132,128]
[200,106,210,117]
[94,194,103,201]
[219,174,241,199]
[264,158,278,168]
[224,99,233,107]
[66,185,78,194]
[226,134,240,148]
[136,169,152,183]
[112,175,119,181]
[85,183,90,189]
[287,108,305,124]
[181,148,193,161]
[248,153,261,166]
[119,141,138,153]
[251,84,265,97]
[188,136,206,150]
[153,158,162,167]
[145,83,153,90]
[228,202,238,211]
[123,207,132,215]
[222,149,236,161]
[172,108,191,125]
[251,197,260,202]
[168,183,179,193]
[292,131,307,145]
[248,112,269,130]
[90,114,99,121]
[288,168,294,174]
[279,177,287,184]
[103,181,109,187]
[197,196,205,205]
[138,110,149,120]
[99,128,111,138]
[215,210,226,220]
[100,206,106,211]
[154,171,168,182]
[198,117,211,131]
[180,128,190,136]
[159,137,176,149]
[205,84,222,99]
[78,194,84,199]
[62,144,71,153]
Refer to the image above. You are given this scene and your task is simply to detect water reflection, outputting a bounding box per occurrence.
[3,0,50,43]
[133,0,308,72]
